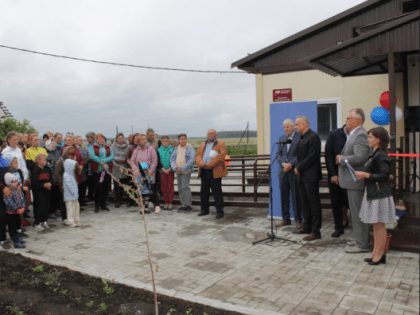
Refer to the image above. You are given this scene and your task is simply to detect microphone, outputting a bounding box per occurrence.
[275,139,292,145]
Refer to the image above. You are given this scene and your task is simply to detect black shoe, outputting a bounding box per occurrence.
[198,211,209,217]
[94,206,100,213]
[364,257,373,262]
[142,209,151,214]
[101,206,110,211]
[368,254,386,265]
[19,231,29,239]
[184,206,193,213]
[23,212,31,218]
[115,202,121,209]
[343,222,349,229]
[216,212,224,219]
[331,230,344,238]
[178,206,187,211]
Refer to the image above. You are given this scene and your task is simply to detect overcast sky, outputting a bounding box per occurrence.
[0,0,364,138]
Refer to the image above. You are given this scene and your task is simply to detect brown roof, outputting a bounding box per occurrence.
[300,11,419,77]
[231,0,404,73]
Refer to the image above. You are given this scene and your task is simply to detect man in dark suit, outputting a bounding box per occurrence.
[275,119,302,229]
[293,116,322,241]
[325,125,350,238]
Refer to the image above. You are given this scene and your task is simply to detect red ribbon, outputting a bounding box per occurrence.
[388,154,420,157]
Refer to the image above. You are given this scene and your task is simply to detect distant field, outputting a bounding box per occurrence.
[83,137,258,155]
[188,137,257,147]
[189,138,258,155]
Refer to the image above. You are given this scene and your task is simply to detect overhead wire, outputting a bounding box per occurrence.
[0,44,246,74]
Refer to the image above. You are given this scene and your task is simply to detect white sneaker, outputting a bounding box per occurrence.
[164,203,168,209]
[168,203,173,210]
[345,246,369,253]
[34,224,44,231]
[68,223,77,228]
[75,221,81,227]
[43,222,50,230]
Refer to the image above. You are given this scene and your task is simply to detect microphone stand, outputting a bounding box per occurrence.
[253,142,297,245]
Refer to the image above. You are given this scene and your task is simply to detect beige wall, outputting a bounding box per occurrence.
[256,70,405,154]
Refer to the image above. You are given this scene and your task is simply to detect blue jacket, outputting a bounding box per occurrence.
[88,144,114,173]
[170,145,196,173]
[276,132,301,179]
[325,125,347,178]
[4,187,25,214]
[63,159,79,202]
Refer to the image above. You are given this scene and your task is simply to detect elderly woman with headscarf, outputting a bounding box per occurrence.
[111,133,129,208]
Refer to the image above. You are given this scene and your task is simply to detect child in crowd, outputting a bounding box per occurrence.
[31,153,52,231]
[4,155,30,227]
[3,173,26,248]
[17,141,31,217]
[157,136,174,210]
[63,159,81,227]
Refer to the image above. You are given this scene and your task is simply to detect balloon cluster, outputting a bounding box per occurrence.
[371,91,402,125]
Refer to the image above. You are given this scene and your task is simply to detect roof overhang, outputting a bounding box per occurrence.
[231,0,390,71]
[299,11,419,77]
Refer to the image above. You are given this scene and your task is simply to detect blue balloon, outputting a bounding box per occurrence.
[371,106,390,125]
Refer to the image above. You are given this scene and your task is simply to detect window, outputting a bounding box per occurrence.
[317,104,337,140]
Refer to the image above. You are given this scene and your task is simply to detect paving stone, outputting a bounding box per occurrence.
[9,203,419,315]
[338,296,379,314]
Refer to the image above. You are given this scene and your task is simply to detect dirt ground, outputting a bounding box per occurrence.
[0,252,244,315]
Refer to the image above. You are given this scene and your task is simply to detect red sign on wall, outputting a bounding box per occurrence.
[273,89,292,102]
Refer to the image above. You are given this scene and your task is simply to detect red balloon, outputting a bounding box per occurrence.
[379,91,397,111]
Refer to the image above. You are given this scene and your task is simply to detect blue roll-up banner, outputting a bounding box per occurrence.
[269,101,318,219]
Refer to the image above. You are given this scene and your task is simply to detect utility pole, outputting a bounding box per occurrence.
[247,121,249,145]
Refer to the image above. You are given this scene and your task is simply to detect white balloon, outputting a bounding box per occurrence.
[396,107,403,122]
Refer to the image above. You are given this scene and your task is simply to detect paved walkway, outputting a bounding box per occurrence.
[10,203,419,315]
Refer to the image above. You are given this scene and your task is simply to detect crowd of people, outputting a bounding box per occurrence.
[276,109,395,266]
[0,114,395,266]
[0,128,228,250]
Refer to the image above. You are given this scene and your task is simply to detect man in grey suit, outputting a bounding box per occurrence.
[337,108,370,253]
[275,119,302,229]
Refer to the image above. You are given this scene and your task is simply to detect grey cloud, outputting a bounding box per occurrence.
[0,0,364,137]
